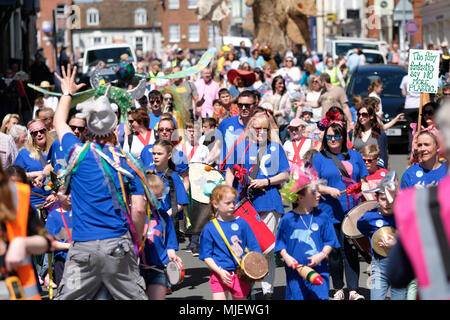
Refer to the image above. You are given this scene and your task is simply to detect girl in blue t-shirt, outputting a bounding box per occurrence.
[199,185,262,300]
[401,131,447,189]
[140,173,181,300]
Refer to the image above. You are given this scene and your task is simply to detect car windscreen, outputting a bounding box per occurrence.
[364,53,385,64]
[350,69,406,98]
[86,47,133,67]
[336,42,379,57]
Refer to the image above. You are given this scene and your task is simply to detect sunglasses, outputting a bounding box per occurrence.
[326,134,342,141]
[31,128,46,136]
[159,128,174,132]
[150,100,161,104]
[423,109,434,116]
[357,112,369,118]
[254,127,268,132]
[69,125,86,132]
[164,97,173,101]
[129,119,137,124]
[363,158,376,163]
[237,103,254,109]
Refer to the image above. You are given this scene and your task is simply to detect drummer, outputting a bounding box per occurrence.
[357,172,407,300]
[275,164,339,300]
[360,144,389,201]
[224,114,290,300]
[140,173,182,300]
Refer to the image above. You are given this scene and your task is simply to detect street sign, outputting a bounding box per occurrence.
[405,20,419,35]
[393,0,414,21]
[374,0,394,16]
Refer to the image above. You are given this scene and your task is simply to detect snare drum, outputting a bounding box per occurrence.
[237,251,269,282]
[342,200,378,263]
[233,200,276,254]
[166,260,185,285]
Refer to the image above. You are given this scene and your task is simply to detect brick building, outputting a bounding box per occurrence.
[71,0,161,58]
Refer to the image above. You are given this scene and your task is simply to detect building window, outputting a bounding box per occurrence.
[169,24,180,43]
[135,36,144,52]
[188,24,200,42]
[208,24,219,43]
[93,37,103,45]
[135,8,147,26]
[168,0,179,10]
[188,0,197,9]
[86,8,99,26]
[231,0,241,18]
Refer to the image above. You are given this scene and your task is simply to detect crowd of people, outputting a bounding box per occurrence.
[0,39,450,301]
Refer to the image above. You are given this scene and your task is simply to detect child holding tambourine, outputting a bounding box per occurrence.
[199,185,262,300]
[276,164,340,300]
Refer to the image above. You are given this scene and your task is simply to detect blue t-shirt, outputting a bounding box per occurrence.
[357,210,396,259]
[61,133,145,241]
[214,116,246,166]
[151,168,189,217]
[275,208,340,300]
[400,162,448,189]
[141,209,178,267]
[313,150,369,224]
[148,114,178,131]
[199,217,262,271]
[48,139,67,175]
[140,144,189,175]
[46,207,72,260]
[14,148,51,206]
[116,123,126,148]
[226,140,290,214]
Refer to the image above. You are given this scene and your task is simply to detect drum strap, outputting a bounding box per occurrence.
[291,138,306,165]
[163,169,178,219]
[321,150,350,178]
[212,218,242,268]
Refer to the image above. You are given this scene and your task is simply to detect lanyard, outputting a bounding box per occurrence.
[59,208,72,243]
[219,128,247,170]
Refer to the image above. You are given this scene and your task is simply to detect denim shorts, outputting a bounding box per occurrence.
[140,266,168,287]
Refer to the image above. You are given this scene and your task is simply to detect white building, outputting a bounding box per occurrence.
[419,0,450,48]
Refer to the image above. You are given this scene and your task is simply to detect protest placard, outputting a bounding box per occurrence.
[407,49,440,93]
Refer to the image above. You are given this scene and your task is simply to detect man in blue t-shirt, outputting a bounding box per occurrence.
[52,65,148,300]
[205,90,259,168]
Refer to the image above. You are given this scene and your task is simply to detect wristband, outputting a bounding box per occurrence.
[267,178,271,186]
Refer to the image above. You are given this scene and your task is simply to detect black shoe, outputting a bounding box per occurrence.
[191,245,199,257]
[263,293,272,300]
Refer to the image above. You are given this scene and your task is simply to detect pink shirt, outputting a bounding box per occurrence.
[195,79,220,118]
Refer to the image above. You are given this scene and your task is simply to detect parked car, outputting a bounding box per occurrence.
[345,49,387,65]
[346,64,408,147]
[325,36,383,61]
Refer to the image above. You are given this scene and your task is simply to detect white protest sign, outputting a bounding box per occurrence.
[407,49,440,93]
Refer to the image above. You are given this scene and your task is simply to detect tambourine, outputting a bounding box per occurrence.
[166,260,185,285]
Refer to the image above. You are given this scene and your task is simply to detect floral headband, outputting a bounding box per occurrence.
[318,109,345,131]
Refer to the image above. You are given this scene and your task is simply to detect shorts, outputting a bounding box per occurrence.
[140,266,168,287]
[209,270,251,298]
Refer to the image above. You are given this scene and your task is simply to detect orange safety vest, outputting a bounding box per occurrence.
[5,182,41,300]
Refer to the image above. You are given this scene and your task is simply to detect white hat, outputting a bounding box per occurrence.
[75,85,118,137]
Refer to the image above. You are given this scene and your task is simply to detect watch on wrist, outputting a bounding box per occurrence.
[63,91,73,97]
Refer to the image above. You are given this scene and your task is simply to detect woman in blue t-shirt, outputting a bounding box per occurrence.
[401,131,447,189]
[225,114,290,299]
[313,121,369,300]
[14,120,56,210]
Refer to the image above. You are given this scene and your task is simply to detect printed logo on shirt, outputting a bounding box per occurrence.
[380,171,386,177]
[231,223,239,231]
[416,170,423,178]
[230,235,244,257]
[376,219,384,228]
[290,229,319,256]
[311,223,319,232]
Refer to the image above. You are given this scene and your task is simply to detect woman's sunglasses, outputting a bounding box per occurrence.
[326,134,342,141]
[31,128,46,136]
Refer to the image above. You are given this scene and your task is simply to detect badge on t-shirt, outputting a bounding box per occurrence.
[380,171,386,177]
[416,170,423,178]
[311,223,319,232]
[376,219,384,228]
[231,223,239,231]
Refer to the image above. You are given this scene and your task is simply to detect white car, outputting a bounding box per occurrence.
[345,49,387,65]
[81,43,137,75]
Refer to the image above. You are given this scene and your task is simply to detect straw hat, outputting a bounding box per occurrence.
[39,81,55,89]
[227,69,256,87]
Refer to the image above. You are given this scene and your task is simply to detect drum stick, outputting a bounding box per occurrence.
[340,183,361,195]
[31,191,48,199]
[206,165,265,191]
[293,264,323,285]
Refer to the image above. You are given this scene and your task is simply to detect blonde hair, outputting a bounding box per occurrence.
[209,185,238,220]
[24,119,54,160]
[360,144,380,159]
[246,114,281,144]
[146,172,165,193]
[0,113,20,133]
[307,74,320,92]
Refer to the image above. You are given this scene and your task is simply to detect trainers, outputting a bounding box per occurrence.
[349,291,365,300]
[191,245,199,257]
[331,289,345,300]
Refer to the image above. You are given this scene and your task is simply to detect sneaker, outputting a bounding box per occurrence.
[39,276,44,286]
[331,289,345,300]
[349,291,365,300]
[263,293,272,300]
[191,245,199,257]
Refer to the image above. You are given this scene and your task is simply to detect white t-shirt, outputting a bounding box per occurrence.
[176,141,210,163]
[305,90,322,122]
[283,138,312,163]
[400,75,421,110]
[368,91,383,116]
[123,131,155,159]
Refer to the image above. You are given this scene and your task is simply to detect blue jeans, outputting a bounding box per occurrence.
[370,256,407,300]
